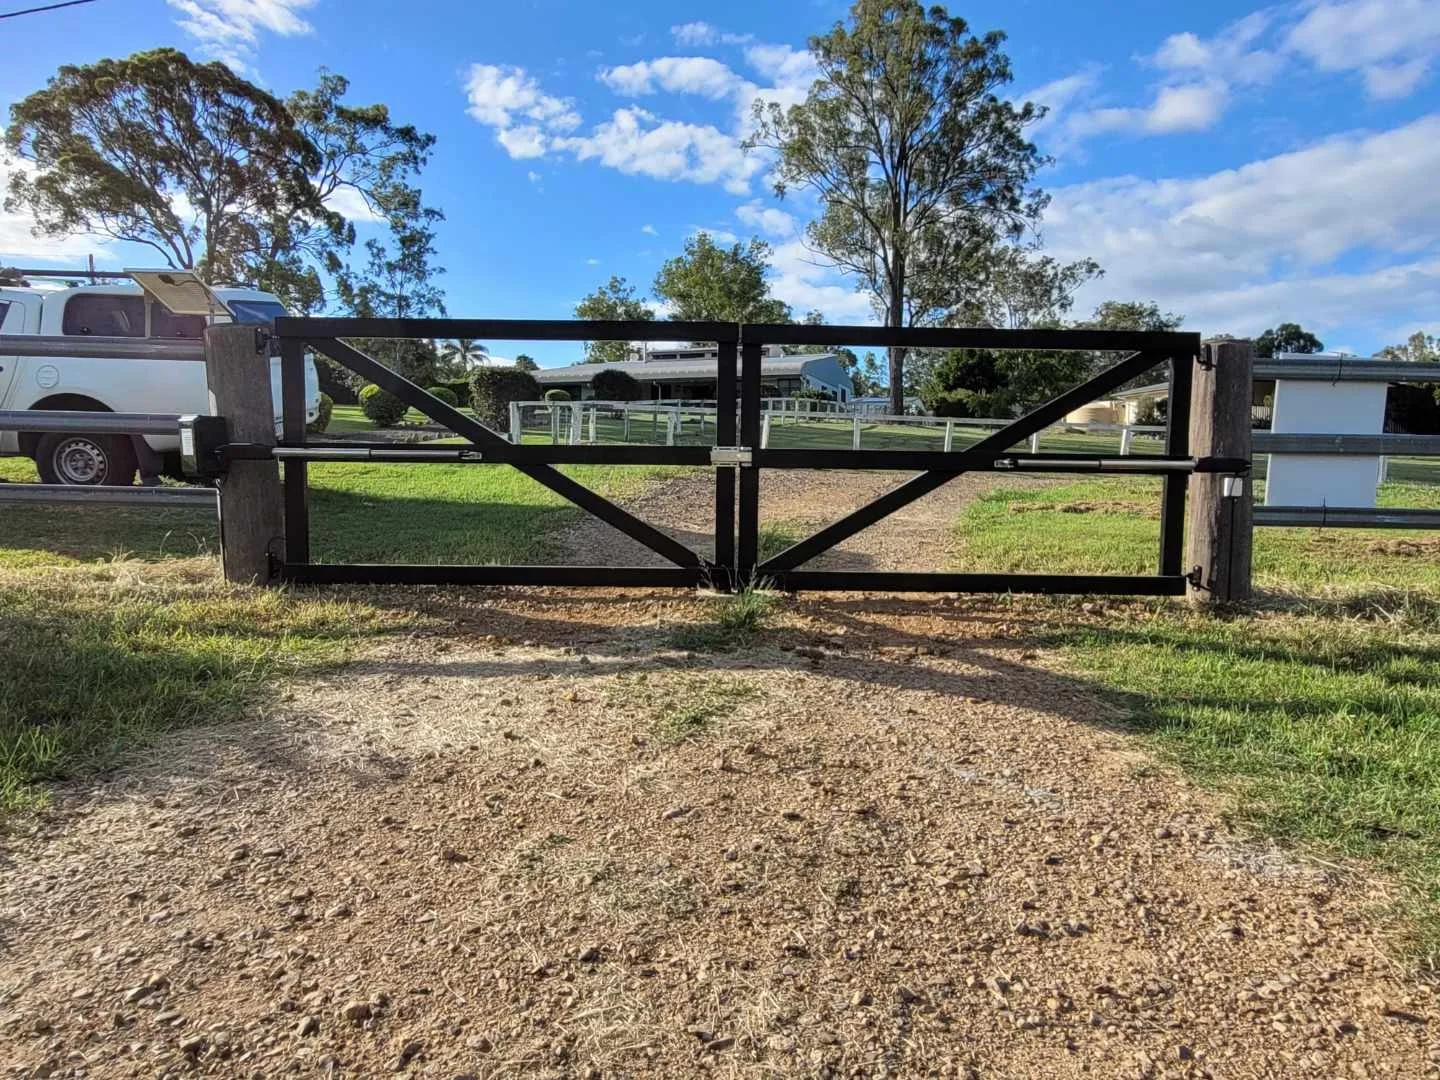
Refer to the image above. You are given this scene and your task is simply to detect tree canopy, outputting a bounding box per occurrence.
[1378,332,1439,364]
[1079,300,1184,333]
[1255,322,1324,358]
[574,276,655,362]
[750,0,1048,412]
[652,232,792,324]
[5,50,440,316]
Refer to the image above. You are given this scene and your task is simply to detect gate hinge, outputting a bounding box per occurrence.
[711,447,753,466]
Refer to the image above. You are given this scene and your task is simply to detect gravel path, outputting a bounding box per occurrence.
[1,588,1436,1078]
[560,468,1048,571]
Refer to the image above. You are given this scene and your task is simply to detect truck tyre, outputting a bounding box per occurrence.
[34,432,138,486]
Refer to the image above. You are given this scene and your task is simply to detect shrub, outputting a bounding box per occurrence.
[544,388,572,403]
[439,380,470,407]
[927,388,1007,419]
[358,383,409,427]
[792,386,834,401]
[470,367,543,428]
[1134,400,1168,427]
[426,385,459,408]
[591,368,644,401]
[306,392,334,434]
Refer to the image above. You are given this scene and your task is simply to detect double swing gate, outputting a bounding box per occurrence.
[254,317,1241,595]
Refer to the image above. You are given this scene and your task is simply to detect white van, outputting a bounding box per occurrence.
[0,283,320,484]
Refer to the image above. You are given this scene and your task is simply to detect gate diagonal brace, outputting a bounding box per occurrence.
[304,337,711,571]
[757,348,1188,574]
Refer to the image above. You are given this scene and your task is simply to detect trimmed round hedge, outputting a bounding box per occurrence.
[358,383,409,427]
[544,388,572,403]
[426,385,460,408]
[470,367,543,428]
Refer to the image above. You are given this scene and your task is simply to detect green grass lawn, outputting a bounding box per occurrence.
[0,450,681,567]
[954,475,1440,961]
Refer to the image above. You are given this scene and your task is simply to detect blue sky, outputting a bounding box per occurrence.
[3,0,1439,366]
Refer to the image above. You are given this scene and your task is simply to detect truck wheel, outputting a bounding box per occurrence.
[34,432,138,486]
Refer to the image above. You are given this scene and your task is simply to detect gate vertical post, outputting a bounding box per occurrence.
[279,334,310,569]
[1187,338,1253,605]
[714,338,737,590]
[1159,350,1192,578]
[737,341,763,586]
[207,324,283,584]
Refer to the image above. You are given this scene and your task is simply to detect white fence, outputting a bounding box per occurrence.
[507,399,1171,454]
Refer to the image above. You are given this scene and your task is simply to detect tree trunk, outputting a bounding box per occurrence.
[887,271,906,416]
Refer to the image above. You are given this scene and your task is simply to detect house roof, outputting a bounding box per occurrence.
[534,354,841,384]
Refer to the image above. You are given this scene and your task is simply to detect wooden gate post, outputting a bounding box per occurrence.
[206,323,283,585]
[1186,337,1254,605]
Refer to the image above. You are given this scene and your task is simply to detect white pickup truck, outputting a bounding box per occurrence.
[0,282,320,484]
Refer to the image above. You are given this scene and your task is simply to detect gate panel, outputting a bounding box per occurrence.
[253,317,1235,595]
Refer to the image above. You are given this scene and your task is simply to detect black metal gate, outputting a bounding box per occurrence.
[267,317,1239,594]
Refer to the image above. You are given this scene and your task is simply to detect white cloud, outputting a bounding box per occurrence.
[556,109,762,195]
[586,257,600,265]
[670,22,752,47]
[641,223,657,235]
[1285,0,1440,100]
[166,0,315,70]
[496,125,548,159]
[744,44,817,87]
[527,170,542,184]
[0,154,112,264]
[465,64,580,131]
[1040,116,1440,344]
[1042,2,1438,149]
[599,57,752,101]
[1023,67,1102,131]
[690,226,740,245]
[464,46,809,193]
[767,238,874,322]
[323,184,385,223]
[1151,11,1281,86]
[1071,82,1228,137]
[736,200,797,238]
[464,64,582,159]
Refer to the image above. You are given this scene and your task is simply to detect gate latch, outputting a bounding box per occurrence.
[711,447,753,466]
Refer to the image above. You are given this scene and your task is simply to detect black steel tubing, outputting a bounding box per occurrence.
[280,337,310,565]
[770,571,1189,595]
[282,563,710,587]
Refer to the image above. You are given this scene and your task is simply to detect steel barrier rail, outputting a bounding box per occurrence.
[1251,432,1440,455]
[1254,506,1440,529]
[1254,357,1440,382]
[0,483,216,506]
[0,410,185,435]
[0,334,206,361]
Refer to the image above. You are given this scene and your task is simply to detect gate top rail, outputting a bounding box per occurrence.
[274,317,1201,355]
[274,317,737,343]
[739,322,1200,352]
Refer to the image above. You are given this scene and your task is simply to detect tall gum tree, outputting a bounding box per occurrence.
[749,0,1049,413]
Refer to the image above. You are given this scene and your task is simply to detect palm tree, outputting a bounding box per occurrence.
[440,338,489,376]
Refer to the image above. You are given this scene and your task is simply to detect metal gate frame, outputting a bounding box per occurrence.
[268,317,1237,594]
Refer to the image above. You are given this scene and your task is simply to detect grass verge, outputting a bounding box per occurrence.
[955,475,1440,961]
[0,560,404,814]
[667,586,775,652]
